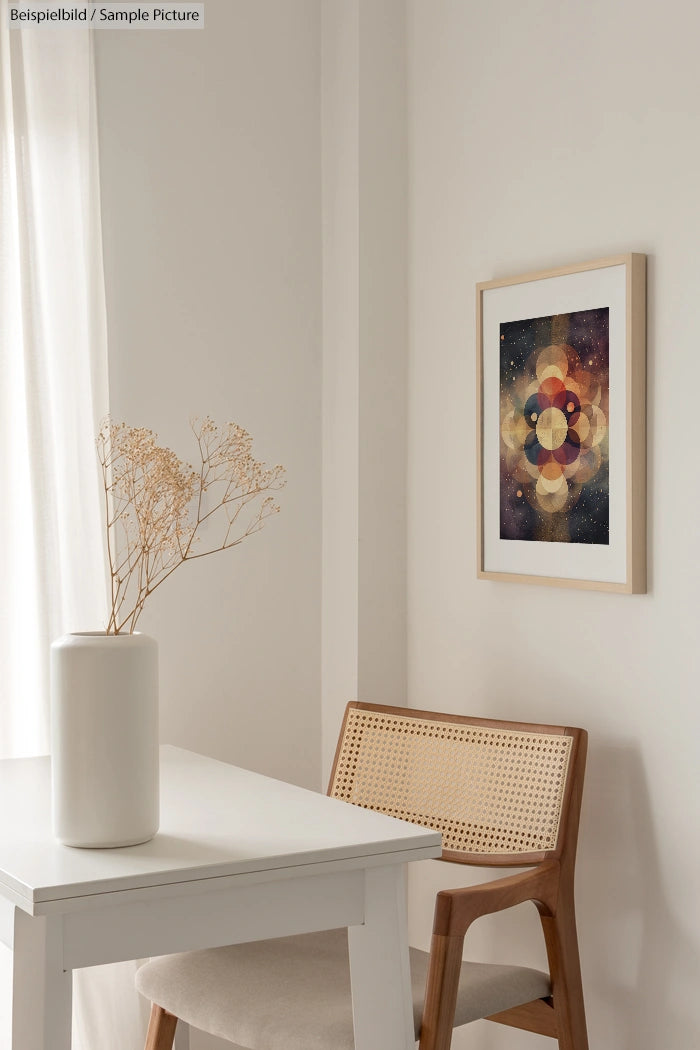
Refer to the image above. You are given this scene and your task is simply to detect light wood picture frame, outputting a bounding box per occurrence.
[477,253,646,593]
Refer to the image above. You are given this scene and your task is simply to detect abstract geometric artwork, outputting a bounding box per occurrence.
[477,254,647,592]
[499,308,609,545]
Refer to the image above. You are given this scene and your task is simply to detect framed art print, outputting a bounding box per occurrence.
[477,254,646,592]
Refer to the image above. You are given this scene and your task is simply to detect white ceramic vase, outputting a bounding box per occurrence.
[50,631,159,848]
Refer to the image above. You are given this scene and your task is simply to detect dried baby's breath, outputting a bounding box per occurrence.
[97,417,286,634]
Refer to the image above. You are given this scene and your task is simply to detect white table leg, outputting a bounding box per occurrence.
[347,864,415,1050]
[174,1019,191,1050]
[12,908,72,1050]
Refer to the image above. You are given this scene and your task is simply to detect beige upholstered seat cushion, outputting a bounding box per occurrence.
[136,928,551,1050]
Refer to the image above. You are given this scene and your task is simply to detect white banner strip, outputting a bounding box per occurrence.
[7,4,205,28]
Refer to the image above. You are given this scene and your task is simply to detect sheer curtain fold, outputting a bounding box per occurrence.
[0,7,149,1047]
[0,9,109,755]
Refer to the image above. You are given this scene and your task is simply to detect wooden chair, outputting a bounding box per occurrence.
[136,701,589,1050]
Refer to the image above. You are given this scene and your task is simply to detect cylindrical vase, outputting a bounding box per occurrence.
[50,631,159,848]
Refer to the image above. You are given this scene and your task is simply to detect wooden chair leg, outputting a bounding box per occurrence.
[540,900,589,1050]
[145,1003,179,1050]
[418,933,465,1050]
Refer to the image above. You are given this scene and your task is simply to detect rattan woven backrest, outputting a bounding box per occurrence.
[329,703,583,865]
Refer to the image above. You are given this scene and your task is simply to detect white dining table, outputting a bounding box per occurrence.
[0,744,441,1050]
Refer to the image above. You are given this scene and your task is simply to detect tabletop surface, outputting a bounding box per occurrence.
[0,746,441,909]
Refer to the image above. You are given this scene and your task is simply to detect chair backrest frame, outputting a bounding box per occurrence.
[328,701,587,868]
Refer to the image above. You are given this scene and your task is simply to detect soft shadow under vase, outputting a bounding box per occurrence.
[50,631,159,848]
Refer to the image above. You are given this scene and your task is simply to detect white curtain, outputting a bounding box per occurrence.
[0,4,108,751]
[0,6,149,1047]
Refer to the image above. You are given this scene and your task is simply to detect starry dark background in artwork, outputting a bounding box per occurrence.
[499,307,609,545]
[500,308,609,382]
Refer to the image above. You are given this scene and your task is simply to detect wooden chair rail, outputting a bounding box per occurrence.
[488,997,558,1038]
[432,860,560,937]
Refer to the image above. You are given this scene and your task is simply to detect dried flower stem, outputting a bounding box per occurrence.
[97,417,286,634]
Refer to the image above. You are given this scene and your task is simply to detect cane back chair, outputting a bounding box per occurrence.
[137,701,589,1050]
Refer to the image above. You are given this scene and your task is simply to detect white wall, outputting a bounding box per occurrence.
[94,9,321,1045]
[90,3,700,1050]
[406,2,699,1049]
[94,0,322,792]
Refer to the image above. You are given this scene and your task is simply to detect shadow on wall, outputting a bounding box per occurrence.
[465,739,699,1050]
[576,742,699,1049]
